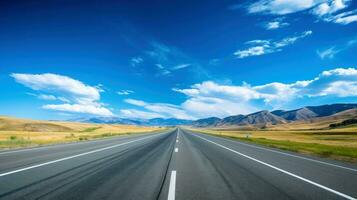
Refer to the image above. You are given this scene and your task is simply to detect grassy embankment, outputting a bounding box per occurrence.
[191,125,357,163]
[0,116,165,149]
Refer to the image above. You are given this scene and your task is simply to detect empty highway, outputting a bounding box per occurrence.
[0,128,356,200]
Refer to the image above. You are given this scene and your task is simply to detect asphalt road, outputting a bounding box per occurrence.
[0,128,356,200]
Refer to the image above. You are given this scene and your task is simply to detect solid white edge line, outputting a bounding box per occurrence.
[0,135,131,155]
[0,133,163,177]
[198,132,357,172]
[192,134,357,200]
[168,170,176,200]
[175,148,178,152]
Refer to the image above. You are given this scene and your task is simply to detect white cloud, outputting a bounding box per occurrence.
[38,94,57,101]
[125,99,147,106]
[234,31,312,58]
[43,104,114,116]
[265,18,290,29]
[248,0,323,15]
[131,42,198,77]
[176,67,357,117]
[317,47,340,59]
[130,57,143,67]
[117,90,134,95]
[323,9,357,24]
[119,67,357,119]
[265,21,288,29]
[312,0,349,16]
[319,81,357,96]
[11,73,99,102]
[317,39,357,59]
[321,67,357,76]
[172,64,191,70]
[246,0,356,25]
[11,73,113,116]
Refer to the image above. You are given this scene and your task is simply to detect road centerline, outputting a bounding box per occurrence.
[168,170,176,200]
[192,133,357,200]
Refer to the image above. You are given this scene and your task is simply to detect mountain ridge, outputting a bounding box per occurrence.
[67,103,357,127]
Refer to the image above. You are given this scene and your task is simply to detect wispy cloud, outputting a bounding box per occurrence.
[130,42,195,76]
[321,9,357,24]
[247,0,323,15]
[117,90,134,95]
[317,47,340,59]
[122,67,357,119]
[130,57,143,67]
[234,31,312,58]
[245,0,356,25]
[317,39,357,59]
[172,64,191,70]
[11,73,113,116]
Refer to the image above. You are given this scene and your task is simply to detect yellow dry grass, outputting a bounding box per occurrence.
[192,125,357,162]
[197,126,357,147]
[0,116,164,149]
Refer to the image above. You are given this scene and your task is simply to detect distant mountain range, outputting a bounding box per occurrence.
[192,103,357,128]
[71,117,192,126]
[70,103,357,127]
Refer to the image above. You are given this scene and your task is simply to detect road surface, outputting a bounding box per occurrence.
[0,128,356,200]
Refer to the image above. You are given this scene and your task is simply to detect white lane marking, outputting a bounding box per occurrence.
[168,170,176,200]
[192,134,357,200]
[198,132,357,172]
[0,133,160,156]
[0,133,163,177]
[175,148,178,152]
[176,140,178,143]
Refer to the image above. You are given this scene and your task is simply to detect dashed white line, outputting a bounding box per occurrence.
[175,148,178,152]
[0,133,163,177]
[176,140,178,143]
[192,134,357,200]
[168,170,176,200]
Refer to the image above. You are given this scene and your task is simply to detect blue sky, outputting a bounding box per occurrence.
[1,0,357,120]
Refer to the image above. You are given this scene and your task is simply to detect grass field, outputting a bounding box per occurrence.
[191,125,357,163]
[0,116,165,149]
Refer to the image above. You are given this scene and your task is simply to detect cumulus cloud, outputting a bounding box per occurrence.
[121,67,357,119]
[246,0,356,25]
[11,73,113,116]
[234,31,312,58]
